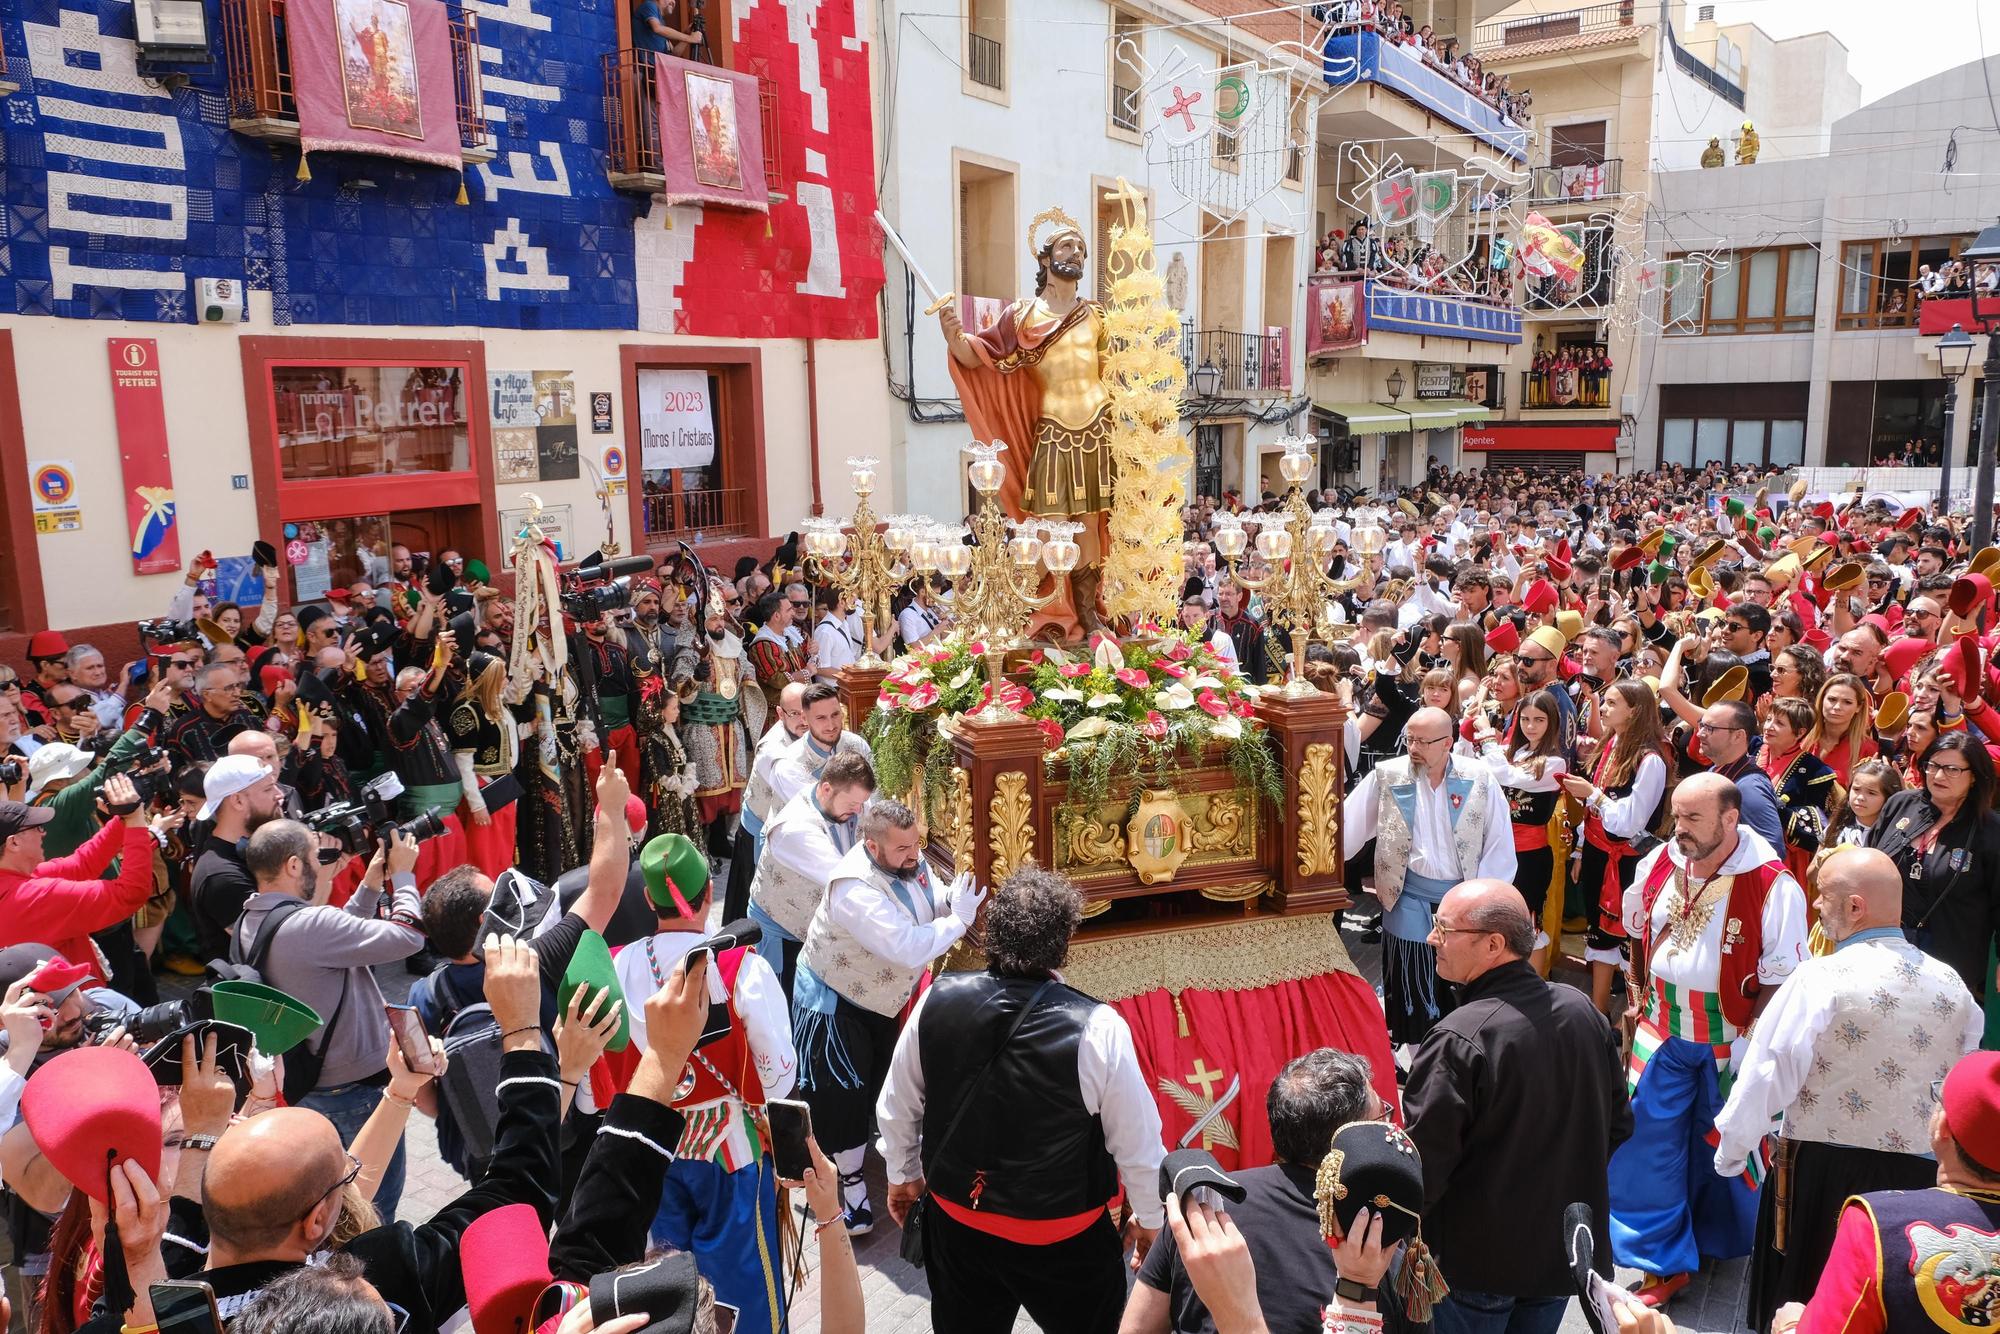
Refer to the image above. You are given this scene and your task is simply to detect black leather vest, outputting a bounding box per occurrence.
[917,971,1119,1219]
[1860,1185,2000,1330]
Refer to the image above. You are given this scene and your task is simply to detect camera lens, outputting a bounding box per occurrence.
[123,1000,191,1044]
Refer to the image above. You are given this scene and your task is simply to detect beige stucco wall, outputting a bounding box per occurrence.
[2,292,882,630]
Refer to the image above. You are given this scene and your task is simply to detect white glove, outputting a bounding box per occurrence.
[1714,1148,1747,1181]
[948,873,986,928]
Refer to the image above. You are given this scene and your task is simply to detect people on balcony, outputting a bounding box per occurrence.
[1318,1,1534,126]
[632,0,701,58]
[1526,345,1614,410]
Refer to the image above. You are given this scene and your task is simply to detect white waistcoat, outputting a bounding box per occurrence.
[800,843,939,1017]
[1372,754,1495,913]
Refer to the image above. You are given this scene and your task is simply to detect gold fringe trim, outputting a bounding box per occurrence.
[1062,914,1360,1003]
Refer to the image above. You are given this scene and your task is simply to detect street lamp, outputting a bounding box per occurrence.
[1966,219,2000,550]
[1385,367,1406,404]
[1193,358,1223,398]
[1938,323,1976,517]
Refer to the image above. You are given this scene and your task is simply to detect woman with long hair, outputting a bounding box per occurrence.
[1867,731,2000,1015]
[1760,695,1837,885]
[1807,673,1878,788]
[1769,644,1824,708]
[1564,678,1671,1017]
[445,649,528,879]
[1476,686,1567,972]
[1440,622,1487,710]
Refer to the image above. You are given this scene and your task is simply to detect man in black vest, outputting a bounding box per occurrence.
[877,866,1165,1333]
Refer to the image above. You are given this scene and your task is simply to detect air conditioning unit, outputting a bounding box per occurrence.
[1615,433,1635,461]
[196,277,245,324]
[1620,393,1638,417]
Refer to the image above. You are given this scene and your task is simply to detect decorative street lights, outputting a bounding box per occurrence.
[1211,436,1343,695]
[800,456,899,668]
[1938,323,1975,517]
[1965,219,2000,550]
[952,442,1078,720]
[1385,367,1406,405]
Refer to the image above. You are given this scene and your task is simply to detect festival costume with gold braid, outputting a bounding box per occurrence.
[681,628,765,822]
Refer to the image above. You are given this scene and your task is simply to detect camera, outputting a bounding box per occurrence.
[138,618,197,646]
[558,554,657,622]
[0,758,21,787]
[104,745,172,806]
[305,772,449,856]
[84,986,214,1046]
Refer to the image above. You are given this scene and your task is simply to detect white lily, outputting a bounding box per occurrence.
[1211,713,1244,740]
[1086,692,1121,710]
[1157,682,1196,711]
[1044,686,1084,703]
[1066,716,1112,740]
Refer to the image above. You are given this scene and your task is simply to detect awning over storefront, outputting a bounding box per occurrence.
[1316,401,1410,435]
[1400,403,1462,430]
[1429,398,1494,423]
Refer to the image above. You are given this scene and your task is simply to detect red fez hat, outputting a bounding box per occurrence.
[1814,502,1835,520]
[258,664,295,695]
[1546,556,1572,584]
[325,588,352,604]
[1862,613,1893,637]
[1896,506,1925,531]
[461,1203,555,1334]
[1786,590,1819,627]
[1520,580,1558,614]
[26,631,67,660]
[1952,575,1995,620]
[1610,545,1643,572]
[624,794,648,833]
[1943,1051,2000,1169]
[1943,633,1987,701]
[20,1047,161,1203]
[1485,621,1520,655]
[1880,636,1931,687]
[24,955,92,1001]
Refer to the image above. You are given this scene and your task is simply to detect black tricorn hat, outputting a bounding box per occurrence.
[353,620,400,661]
[1160,1148,1246,1206]
[252,540,278,569]
[141,1020,255,1108]
[587,1254,702,1334]
[1316,1120,1449,1320]
[295,667,339,709]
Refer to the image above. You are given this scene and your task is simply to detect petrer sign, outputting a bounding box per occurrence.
[638,369,717,471]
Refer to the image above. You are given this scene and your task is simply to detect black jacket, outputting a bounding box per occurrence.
[1404,960,1632,1297]
[552,1091,688,1281]
[1866,790,2000,1001]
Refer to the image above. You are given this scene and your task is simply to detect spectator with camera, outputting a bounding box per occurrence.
[160,662,263,766]
[26,678,177,860]
[0,775,157,991]
[231,818,425,1218]
[190,755,285,965]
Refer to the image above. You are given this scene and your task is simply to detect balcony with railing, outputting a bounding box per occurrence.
[1180,325,1291,396]
[602,50,783,193]
[1528,158,1621,206]
[1473,2,1638,49]
[1518,367,1614,411]
[642,486,754,545]
[220,0,491,160]
[1321,26,1528,162]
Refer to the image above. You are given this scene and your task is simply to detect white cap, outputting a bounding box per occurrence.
[25,744,92,797]
[198,755,274,822]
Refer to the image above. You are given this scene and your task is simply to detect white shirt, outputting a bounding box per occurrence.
[1340,757,1518,882]
[876,983,1168,1228]
[611,928,797,1101]
[825,851,964,970]
[812,612,862,683]
[1623,828,1809,995]
[0,1064,23,1148]
[770,729,871,812]
[1479,743,1567,792]
[1711,932,1980,1175]
[1595,752,1669,840]
[897,602,942,648]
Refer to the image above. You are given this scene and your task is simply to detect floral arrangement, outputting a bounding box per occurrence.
[866,629,1282,822]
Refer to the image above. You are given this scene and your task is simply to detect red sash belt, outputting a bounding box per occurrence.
[1512,823,1550,851]
[1582,814,1637,934]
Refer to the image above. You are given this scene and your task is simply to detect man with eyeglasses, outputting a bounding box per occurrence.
[1694,699,1786,856]
[1611,772,1808,1308]
[746,590,813,719]
[1711,847,1978,1332]
[1342,707,1515,1049]
[18,632,69,728]
[160,663,261,767]
[1905,595,1946,647]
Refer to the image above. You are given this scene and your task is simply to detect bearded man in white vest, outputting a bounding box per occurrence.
[748,750,876,997]
[1712,845,1979,1333]
[1342,706,1516,1047]
[790,797,984,1234]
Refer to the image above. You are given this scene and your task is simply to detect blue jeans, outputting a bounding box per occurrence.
[300,1081,406,1223]
[1430,1291,1569,1334]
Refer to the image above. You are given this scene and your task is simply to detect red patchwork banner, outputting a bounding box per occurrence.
[288,0,462,173]
[655,54,769,213]
[105,338,181,576]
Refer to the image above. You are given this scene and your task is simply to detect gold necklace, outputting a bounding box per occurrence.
[1663,862,1729,955]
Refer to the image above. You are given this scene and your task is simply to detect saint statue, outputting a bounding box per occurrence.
[940,206,1112,637]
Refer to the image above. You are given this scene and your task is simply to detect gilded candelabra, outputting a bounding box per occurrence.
[1213,437,1343,696]
[954,442,1080,720]
[800,457,899,668]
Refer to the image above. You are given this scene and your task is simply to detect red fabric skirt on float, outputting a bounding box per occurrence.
[1064,915,1399,1167]
[460,791,520,882]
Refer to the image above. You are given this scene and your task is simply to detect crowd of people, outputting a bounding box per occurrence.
[1313,219,1513,304]
[8,455,2000,1332]
[1317,1,1534,125]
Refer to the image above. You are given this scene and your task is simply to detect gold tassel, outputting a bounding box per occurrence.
[1172,990,1189,1039]
[456,175,469,206]
[295,703,312,747]
[296,152,311,182]
[662,208,673,231]
[764,212,773,239]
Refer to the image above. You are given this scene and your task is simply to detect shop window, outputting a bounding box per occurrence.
[287,512,473,602]
[270,364,470,482]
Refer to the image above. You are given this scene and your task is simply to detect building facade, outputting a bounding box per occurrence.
[0,0,888,658]
[1638,54,2000,476]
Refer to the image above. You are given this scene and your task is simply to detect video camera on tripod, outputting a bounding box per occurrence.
[558,553,658,621]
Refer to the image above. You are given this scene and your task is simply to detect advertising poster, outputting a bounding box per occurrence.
[533,368,580,480]
[637,368,717,471]
[29,461,81,534]
[106,338,182,574]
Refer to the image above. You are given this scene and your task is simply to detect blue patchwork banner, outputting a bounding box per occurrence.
[1321,29,1529,162]
[2,0,642,328]
[1365,281,1523,345]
